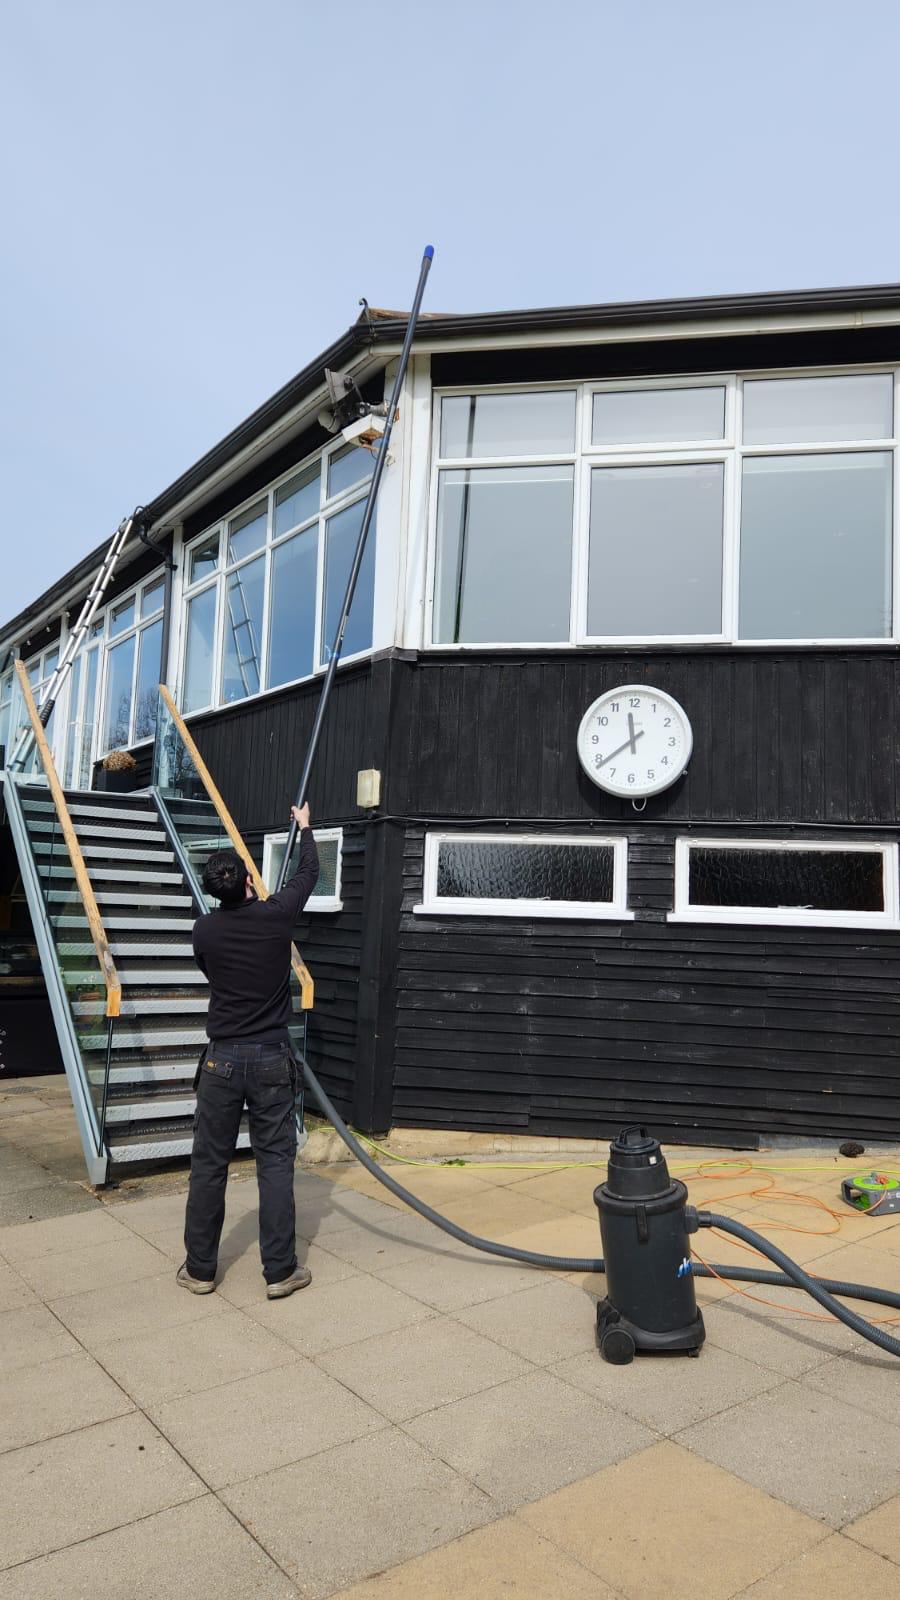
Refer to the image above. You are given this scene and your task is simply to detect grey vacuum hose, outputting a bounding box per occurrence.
[301,1059,900,1350]
[697,1212,900,1358]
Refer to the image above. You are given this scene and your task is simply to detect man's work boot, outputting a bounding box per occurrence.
[176,1264,216,1295]
[266,1265,312,1300]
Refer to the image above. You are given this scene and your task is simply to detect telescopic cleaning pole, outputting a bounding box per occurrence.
[275,245,434,891]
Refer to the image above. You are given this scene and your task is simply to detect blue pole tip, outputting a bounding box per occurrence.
[423,245,434,260]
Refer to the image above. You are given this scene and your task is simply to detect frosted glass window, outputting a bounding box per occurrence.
[322,500,375,661]
[274,466,319,536]
[264,832,341,908]
[103,636,135,749]
[436,840,615,903]
[592,387,725,445]
[327,444,373,500]
[268,527,317,687]
[440,391,577,458]
[739,452,892,639]
[743,374,893,444]
[228,502,267,564]
[588,463,724,636]
[434,465,574,643]
[183,587,217,712]
[221,556,265,702]
[190,536,220,585]
[689,847,885,913]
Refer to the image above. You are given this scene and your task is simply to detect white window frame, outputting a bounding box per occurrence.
[427,364,900,651]
[97,569,166,756]
[179,436,377,718]
[670,836,899,930]
[414,831,632,920]
[262,826,344,913]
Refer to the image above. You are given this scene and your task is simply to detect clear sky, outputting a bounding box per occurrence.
[3,0,899,626]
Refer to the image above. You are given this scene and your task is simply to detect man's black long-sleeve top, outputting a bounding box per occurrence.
[193,829,319,1042]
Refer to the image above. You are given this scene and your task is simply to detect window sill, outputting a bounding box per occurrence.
[306,898,343,914]
[413,901,634,921]
[667,909,900,931]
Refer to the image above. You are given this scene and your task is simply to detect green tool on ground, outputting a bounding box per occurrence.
[841,1171,900,1214]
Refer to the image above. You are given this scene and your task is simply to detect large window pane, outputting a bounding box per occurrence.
[228,502,267,564]
[440,391,577,458]
[434,465,574,643]
[739,452,892,639]
[743,374,893,444]
[183,587,217,712]
[436,840,614,903]
[327,444,373,500]
[274,465,319,536]
[688,846,884,913]
[268,527,317,687]
[103,635,135,750]
[322,501,375,660]
[108,598,135,638]
[592,387,725,445]
[134,618,163,739]
[189,535,220,585]
[221,557,265,701]
[588,463,723,636]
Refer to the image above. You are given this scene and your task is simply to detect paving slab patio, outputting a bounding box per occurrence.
[0,1082,898,1597]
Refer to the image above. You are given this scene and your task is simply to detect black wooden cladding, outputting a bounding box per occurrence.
[393,827,900,1147]
[394,650,900,826]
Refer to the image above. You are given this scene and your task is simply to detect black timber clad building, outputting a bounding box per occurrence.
[4,285,900,1147]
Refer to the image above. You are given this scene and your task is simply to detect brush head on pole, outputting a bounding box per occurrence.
[423,245,434,260]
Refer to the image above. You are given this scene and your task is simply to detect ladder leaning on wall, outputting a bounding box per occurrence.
[8,512,139,773]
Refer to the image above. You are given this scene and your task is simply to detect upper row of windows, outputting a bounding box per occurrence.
[432,371,899,647]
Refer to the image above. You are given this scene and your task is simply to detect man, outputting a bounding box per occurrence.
[178,803,319,1300]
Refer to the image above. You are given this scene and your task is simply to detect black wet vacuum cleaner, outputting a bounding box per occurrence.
[594,1126,705,1363]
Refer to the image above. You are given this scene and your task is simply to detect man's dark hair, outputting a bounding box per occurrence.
[202,849,248,907]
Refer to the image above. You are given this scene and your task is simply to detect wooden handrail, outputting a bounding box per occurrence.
[158,685,314,1009]
[14,662,122,1019]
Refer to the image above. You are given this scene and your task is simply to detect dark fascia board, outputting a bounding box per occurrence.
[7,279,900,648]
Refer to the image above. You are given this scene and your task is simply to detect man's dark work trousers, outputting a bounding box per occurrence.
[184,1038,297,1285]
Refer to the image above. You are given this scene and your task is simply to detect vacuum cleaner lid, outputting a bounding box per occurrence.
[841,1172,900,1214]
[604,1126,674,1200]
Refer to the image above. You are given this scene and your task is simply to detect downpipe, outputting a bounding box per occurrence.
[301,1063,900,1364]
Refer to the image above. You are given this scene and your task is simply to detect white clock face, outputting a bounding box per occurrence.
[577,685,692,798]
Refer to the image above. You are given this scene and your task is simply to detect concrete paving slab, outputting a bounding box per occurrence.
[0,1349,133,1453]
[248,1272,436,1357]
[519,1441,827,1600]
[13,1233,172,1299]
[844,1491,900,1565]
[377,1247,541,1311]
[505,1166,606,1219]
[0,1303,80,1373]
[94,1305,297,1407]
[0,1259,38,1312]
[0,1180,101,1227]
[0,1203,126,1263]
[678,1380,900,1526]
[329,1516,622,1599]
[49,1268,228,1346]
[296,1185,409,1238]
[0,1411,203,1571]
[433,1187,567,1237]
[801,1348,900,1429]
[221,1426,496,1599]
[215,1235,356,1308]
[318,1214,460,1274]
[406,1369,653,1512]
[0,1492,299,1599]
[322,1164,496,1216]
[456,1278,597,1365]
[317,1315,530,1422]
[493,1214,604,1262]
[0,1149,57,1196]
[551,1342,783,1434]
[735,1532,900,1598]
[702,1284,865,1375]
[149,1354,386,1487]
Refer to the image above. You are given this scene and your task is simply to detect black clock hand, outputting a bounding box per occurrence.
[597,729,645,770]
[627,712,637,754]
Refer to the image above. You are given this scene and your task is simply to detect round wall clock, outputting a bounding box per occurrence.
[577,685,692,799]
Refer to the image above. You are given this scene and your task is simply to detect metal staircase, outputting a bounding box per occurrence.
[3,666,313,1185]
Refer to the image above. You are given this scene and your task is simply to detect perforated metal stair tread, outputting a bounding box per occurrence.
[25,800,161,825]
